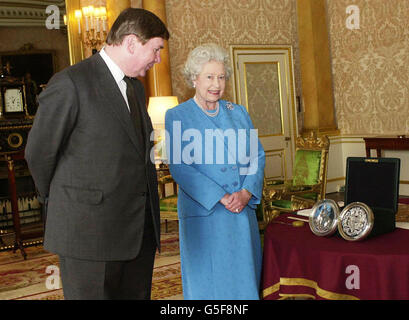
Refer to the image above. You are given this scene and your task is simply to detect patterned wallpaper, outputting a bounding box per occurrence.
[327,0,409,135]
[164,0,409,136]
[165,0,302,106]
[3,1,406,136]
[130,0,142,9]
[246,62,282,136]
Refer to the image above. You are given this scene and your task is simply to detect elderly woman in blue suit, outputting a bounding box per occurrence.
[165,43,265,300]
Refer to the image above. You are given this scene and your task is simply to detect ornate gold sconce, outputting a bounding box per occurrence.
[74,5,108,51]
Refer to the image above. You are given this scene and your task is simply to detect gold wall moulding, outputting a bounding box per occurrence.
[0,0,66,27]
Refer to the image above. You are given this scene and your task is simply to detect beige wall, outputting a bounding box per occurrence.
[165,0,409,136]
[325,0,409,194]
[0,27,70,73]
[328,0,409,135]
[131,0,142,8]
[165,0,302,106]
[164,0,409,195]
[5,0,407,137]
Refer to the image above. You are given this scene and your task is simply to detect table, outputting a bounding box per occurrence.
[363,136,409,157]
[262,213,409,300]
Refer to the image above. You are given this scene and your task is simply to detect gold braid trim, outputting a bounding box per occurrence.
[262,282,280,298]
[262,277,359,300]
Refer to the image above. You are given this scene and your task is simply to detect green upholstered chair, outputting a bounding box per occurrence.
[157,173,178,232]
[262,132,330,225]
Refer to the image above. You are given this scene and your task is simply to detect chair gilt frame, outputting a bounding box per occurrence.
[262,131,330,225]
[157,168,178,232]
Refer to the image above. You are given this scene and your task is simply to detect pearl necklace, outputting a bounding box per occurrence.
[193,96,220,117]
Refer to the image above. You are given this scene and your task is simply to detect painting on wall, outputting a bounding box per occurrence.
[0,46,56,116]
[0,51,55,87]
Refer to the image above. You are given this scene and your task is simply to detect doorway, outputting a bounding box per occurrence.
[230,45,298,181]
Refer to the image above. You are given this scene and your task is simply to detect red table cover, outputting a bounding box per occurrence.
[262,213,409,300]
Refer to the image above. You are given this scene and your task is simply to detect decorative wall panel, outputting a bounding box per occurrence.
[327,0,409,135]
[245,62,282,136]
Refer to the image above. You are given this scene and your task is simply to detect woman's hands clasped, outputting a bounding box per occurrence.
[220,189,252,214]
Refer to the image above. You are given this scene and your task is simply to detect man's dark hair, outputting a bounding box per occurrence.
[106,8,170,45]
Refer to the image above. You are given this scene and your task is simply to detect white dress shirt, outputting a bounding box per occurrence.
[99,47,130,112]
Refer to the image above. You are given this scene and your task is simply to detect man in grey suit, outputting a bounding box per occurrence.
[25,8,169,300]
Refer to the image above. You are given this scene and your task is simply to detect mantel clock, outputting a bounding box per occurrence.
[0,77,28,117]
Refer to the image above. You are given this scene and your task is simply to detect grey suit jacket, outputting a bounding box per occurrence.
[25,53,160,261]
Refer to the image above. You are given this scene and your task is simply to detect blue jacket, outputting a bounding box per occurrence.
[165,99,265,219]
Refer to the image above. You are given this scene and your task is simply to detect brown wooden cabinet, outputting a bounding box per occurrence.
[0,117,42,259]
[363,136,409,158]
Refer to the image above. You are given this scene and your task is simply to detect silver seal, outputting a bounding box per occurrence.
[309,199,340,237]
[338,202,374,241]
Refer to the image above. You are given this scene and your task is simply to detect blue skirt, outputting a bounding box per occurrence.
[178,203,262,300]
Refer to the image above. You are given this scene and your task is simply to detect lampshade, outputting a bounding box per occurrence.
[148,96,179,127]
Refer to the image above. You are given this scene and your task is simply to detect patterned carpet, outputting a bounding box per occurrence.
[3,203,407,300]
[0,221,182,300]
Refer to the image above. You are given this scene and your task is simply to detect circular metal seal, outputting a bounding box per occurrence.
[338,202,374,241]
[309,199,340,237]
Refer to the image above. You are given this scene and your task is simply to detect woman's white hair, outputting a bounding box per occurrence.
[183,43,232,88]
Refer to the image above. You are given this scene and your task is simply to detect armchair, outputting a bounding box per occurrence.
[157,167,178,233]
[262,132,330,224]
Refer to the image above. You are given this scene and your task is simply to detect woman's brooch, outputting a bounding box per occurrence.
[226,102,234,110]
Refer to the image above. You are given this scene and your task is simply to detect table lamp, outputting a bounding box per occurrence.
[148,96,179,165]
